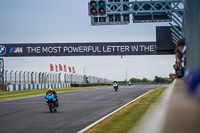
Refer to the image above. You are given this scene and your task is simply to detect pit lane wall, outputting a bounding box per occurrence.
[7,83,71,91]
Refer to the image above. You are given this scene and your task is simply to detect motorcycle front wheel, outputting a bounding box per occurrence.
[49,102,53,113]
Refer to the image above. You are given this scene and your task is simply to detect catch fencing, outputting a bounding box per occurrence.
[3,71,113,85]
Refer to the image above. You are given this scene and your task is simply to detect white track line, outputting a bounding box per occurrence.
[77,89,153,133]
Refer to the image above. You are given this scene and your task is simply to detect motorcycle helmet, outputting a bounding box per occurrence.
[48,87,53,91]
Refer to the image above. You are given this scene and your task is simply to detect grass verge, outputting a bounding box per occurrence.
[85,86,167,133]
[0,86,111,102]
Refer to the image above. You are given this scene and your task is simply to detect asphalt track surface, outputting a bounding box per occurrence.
[0,84,166,133]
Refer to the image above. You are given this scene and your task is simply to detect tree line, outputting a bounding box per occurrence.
[129,76,172,84]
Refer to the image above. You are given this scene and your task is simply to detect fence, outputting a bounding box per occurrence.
[3,71,113,85]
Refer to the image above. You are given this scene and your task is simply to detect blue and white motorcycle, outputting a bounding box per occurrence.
[45,93,58,113]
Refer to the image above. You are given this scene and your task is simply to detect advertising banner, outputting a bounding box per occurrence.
[0,42,156,57]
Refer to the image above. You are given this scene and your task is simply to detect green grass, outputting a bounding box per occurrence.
[0,86,112,101]
[86,86,167,133]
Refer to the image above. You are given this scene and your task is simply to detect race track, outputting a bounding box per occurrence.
[0,84,166,133]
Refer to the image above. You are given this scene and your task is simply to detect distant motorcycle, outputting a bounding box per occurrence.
[45,93,58,113]
[128,82,131,86]
[113,83,118,91]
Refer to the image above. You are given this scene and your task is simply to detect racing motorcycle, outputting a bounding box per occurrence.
[45,92,58,113]
[113,83,119,92]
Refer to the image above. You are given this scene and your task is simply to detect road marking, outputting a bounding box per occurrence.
[77,89,153,133]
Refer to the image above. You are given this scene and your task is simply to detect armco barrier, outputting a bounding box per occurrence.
[7,83,71,91]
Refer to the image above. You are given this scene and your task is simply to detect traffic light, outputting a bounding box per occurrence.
[89,0,107,16]
[89,0,130,26]
[98,1,106,15]
[90,1,97,15]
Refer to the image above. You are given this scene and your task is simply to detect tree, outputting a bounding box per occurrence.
[153,76,160,83]
[153,76,172,83]
[129,78,138,83]
[129,76,172,84]
[142,78,148,83]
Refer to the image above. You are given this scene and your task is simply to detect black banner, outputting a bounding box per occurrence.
[0,42,156,57]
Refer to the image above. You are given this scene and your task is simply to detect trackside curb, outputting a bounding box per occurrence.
[77,89,153,133]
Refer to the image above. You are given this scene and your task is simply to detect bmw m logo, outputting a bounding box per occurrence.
[0,45,6,55]
[9,47,23,53]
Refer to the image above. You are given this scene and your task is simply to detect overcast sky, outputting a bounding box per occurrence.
[0,0,175,81]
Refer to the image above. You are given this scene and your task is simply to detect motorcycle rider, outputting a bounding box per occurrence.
[113,81,118,87]
[45,87,58,109]
[113,81,118,91]
[128,81,131,86]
